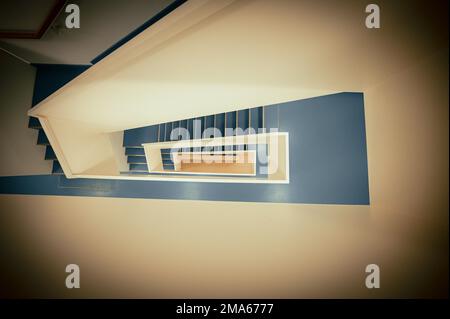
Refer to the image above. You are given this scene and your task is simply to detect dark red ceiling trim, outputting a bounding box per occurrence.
[0,0,66,39]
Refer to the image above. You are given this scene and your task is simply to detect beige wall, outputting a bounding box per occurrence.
[0,50,52,176]
[0,0,448,298]
[1,51,449,297]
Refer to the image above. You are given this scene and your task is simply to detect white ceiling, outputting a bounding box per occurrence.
[0,0,174,64]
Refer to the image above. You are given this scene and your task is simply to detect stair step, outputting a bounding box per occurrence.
[193,117,204,140]
[52,161,63,174]
[164,122,172,141]
[237,109,249,134]
[180,119,190,150]
[45,145,57,160]
[180,119,188,138]
[161,153,173,160]
[250,106,264,133]
[129,163,148,171]
[225,111,236,135]
[202,115,215,140]
[264,105,279,131]
[224,111,236,151]
[163,163,175,170]
[125,147,145,156]
[158,123,165,142]
[37,129,49,145]
[185,119,193,140]
[215,113,225,137]
[162,159,174,165]
[123,105,278,150]
[28,117,41,129]
[160,148,176,154]
[123,125,158,147]
[171,121,180,141]
[204,115,214,134]
[127,156,147,164]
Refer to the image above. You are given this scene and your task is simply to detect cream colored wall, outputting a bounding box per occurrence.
[45,117,117,175]
[0,52,448,296]
[0,50,52,176]
[0,0,447,298]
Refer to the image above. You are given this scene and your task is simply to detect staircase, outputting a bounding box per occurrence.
[122,106,276,175]
[28,122,64,175]
[27,64,91,176]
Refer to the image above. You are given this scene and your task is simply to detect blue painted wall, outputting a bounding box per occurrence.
[28,64,90,128]
[27,64,91,170]
[278,92,369,204]
[31,64,91,105]
[1,92,370,205]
